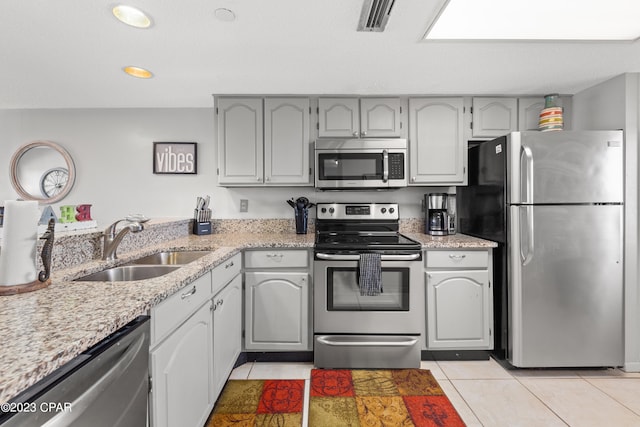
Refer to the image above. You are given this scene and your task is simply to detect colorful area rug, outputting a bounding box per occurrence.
[207,379,305,426]
[309,369,465,427]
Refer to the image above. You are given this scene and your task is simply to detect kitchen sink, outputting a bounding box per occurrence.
[124,250,212,266]
[74,265,180,282]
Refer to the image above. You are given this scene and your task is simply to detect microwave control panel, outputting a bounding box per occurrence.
[388,153,405,179]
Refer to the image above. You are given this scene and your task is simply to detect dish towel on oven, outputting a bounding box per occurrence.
[359,252,382,296]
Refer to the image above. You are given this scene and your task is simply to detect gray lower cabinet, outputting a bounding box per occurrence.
[244,249,311,351]
[424,249,493,350]
[150,273,214,427]
[150,253,242,427]
[245,271,310,351]
[212,274,242,399]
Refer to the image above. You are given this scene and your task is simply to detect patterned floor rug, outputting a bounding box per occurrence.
[206,379,305,426]
[309,369,465,427]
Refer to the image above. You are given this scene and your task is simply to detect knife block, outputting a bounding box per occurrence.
[192,221,211,235]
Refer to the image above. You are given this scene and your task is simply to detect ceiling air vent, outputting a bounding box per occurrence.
[357,0,395,32]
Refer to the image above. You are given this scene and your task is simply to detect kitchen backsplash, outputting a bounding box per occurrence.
[38,217,427,272]
[39,219,191,271]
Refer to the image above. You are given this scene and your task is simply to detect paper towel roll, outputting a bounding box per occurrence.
[0,200,40,286]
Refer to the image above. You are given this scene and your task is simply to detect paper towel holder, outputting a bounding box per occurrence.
[0,219,55,296]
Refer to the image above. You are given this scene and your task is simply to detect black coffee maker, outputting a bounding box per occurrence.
[425,193,449,236]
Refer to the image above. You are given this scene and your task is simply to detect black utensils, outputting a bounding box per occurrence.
[291,197,315,210]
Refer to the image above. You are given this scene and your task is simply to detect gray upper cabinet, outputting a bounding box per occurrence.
[518,96,572,131]
[264,98,311,185]
[217,98,264,185]
[359,98,402,137]
[472,97,518,138]
[217,97,312,186]
[318,97,402,138]
[518,97,546,131]
[408,98,465,185]
[318,98,359,138]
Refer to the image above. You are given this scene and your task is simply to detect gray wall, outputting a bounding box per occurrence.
[572,73,640,372]
[0,108,442,227]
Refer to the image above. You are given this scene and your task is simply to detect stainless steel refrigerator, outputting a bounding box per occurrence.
[458,131,624,367]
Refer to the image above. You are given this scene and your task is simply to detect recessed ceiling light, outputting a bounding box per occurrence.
[113,5,152,28]
[123,66,153,79]
[424,0,640,41]
[214,8,236,22]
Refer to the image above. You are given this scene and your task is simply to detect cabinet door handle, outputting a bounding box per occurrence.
[449,254,467,260]
[361,131,367,136]
[353,131,359,137]
[181,286,197,299]
[225,261,234,269]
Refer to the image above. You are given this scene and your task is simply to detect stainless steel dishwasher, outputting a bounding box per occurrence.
[0,316,150,427]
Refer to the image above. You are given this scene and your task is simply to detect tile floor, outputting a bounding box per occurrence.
[227,358,640,426]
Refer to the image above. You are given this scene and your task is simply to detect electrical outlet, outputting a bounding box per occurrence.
[240,199,249,212]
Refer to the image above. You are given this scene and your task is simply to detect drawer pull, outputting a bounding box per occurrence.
[225,261,234,269]
[181,286,197,299]
[449,254,467,260]
[266,253,284,259]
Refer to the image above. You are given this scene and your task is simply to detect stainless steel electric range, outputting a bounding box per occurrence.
[313,202,424,369]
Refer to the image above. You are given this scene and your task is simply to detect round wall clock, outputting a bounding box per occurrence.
[40,167,69,198]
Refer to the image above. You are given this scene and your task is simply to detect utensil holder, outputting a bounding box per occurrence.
[295,208,308,234]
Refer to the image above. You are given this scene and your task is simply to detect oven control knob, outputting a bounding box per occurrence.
[321,207,327,213]
[381,208,387,213]
[389,207,395,214]
[329,207,335,214]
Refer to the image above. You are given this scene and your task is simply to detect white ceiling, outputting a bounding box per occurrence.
[2,0,640,109]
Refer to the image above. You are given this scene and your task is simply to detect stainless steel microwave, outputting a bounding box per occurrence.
[314,139,407,189]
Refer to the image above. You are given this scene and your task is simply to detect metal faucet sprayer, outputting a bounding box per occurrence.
[102,219,145,261]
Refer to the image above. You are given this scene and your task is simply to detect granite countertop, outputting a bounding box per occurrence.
[406,232,498,248]
[0,232,494,404]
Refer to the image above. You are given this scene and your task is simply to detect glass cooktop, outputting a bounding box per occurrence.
[315,231,421,251]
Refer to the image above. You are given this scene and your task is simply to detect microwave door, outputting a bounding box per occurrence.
[316,151,387,188]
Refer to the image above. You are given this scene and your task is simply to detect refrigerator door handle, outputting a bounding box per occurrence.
[521,146,534,204]
[521,205,535,265]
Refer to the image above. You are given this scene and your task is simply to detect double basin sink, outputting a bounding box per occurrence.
[75,250,211,282]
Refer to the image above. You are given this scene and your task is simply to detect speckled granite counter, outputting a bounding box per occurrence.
[406,232,498,248]
[0,231,493,404]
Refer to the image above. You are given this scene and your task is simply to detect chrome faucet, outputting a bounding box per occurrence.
[102,219,144,261]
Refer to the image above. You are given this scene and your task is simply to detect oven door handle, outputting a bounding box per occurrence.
[315,253,421,261]
[317,336,419,347]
